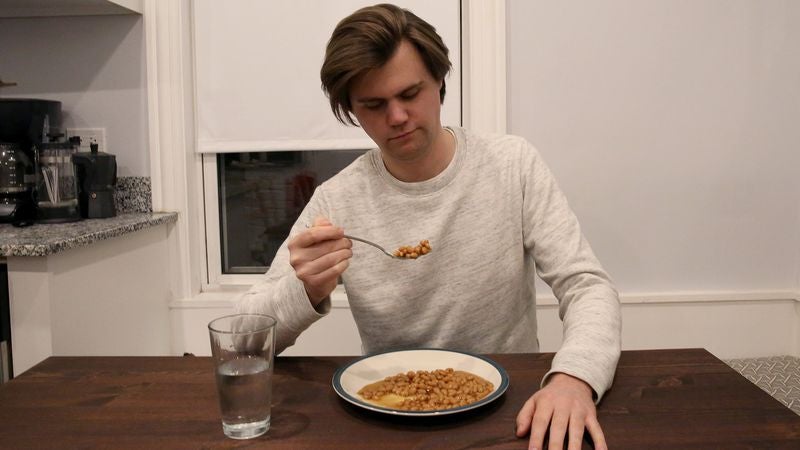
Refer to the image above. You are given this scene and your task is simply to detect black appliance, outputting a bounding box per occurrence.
[0,98,63,145]
[72,142,117,219]
[0,98,64,225]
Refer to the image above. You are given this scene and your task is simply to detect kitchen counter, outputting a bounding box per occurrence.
[0,212,178,257]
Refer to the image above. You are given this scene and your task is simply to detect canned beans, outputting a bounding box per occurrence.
[393,239,432,259]
[357,368,494,411]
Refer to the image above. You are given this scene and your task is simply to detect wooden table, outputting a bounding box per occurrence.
[0,349,798,449]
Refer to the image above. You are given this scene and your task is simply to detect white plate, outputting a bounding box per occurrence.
[332,348,509,417]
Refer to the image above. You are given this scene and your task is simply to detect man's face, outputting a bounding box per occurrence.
[349,40,443,165]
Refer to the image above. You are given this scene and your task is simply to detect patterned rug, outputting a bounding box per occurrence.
[724,355,800,416]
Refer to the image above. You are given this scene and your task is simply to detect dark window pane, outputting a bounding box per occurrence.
[218,150,366,274]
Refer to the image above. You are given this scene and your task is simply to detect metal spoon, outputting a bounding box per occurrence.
[343,234,408,259]
[304,224,408,260]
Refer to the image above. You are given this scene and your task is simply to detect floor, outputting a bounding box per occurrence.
[724,355,800,416]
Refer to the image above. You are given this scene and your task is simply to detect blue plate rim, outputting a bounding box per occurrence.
[331,347,510,417]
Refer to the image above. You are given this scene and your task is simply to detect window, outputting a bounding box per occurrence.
[193,1,462,288]
[217,150,366,274]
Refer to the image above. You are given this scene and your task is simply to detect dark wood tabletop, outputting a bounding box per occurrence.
[0,348,798,449]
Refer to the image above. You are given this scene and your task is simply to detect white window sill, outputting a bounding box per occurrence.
[169,284,352,309]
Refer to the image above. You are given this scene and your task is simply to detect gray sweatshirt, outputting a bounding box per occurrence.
[236,126,621,400]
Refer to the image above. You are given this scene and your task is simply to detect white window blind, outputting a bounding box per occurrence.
[192,0,461,153]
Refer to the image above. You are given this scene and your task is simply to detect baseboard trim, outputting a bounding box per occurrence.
[538,290,799,307]
[169,289,800,310]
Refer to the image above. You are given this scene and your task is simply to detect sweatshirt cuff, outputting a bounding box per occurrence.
[280,276,330,333]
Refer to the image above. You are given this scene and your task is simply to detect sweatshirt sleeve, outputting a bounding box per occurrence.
[234,191,332,355]
[520,140,622,402]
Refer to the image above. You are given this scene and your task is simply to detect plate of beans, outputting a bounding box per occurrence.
[332,348,509,416]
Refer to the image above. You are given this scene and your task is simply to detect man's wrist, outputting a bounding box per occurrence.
[549,372,595,398]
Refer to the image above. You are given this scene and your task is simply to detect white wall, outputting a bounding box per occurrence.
[8,3,794,361]
[169,1,800,361]
[507,0,800,294]
[504,0,800,356]
[172,295,799,360]
[0,14,149,176]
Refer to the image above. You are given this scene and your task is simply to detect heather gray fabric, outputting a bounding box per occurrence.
[236,127,621,400]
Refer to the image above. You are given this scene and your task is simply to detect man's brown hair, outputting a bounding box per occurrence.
[320,3,452,126]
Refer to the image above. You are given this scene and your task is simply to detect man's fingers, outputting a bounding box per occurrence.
[301,254,350,285]
[330,257,350,276]
[546,409,569,450]
[292,225,344,249]
[515,396,535,436]
[567,411,586,450]
[516,377,605,450]
[312,216,332,227]
[295,249,350,299]
[585,415,608,450]
[294,248,352,279]
[529,404,552,450]
[288,218,350,303]
[289,229,351,269]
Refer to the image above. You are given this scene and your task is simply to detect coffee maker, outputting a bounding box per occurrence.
[0,98,63,226]
[72,142,117,219]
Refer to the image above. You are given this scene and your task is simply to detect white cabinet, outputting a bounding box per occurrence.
[0,0,141,18]
[7,224,173,376]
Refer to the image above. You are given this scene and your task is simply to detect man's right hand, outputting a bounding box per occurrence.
[288,217,352,306]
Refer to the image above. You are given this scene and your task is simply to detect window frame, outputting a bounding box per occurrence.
[144,0,507,301]
[203,150,370,286]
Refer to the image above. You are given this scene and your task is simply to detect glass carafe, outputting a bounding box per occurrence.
[35,142,81,223]
[0,142,36,224]
[0,143,27,195]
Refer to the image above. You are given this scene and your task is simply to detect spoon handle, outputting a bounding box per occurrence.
[304,223,402,259]
[343,234,396,258]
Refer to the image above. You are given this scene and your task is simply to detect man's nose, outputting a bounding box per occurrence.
[386,101,408,126]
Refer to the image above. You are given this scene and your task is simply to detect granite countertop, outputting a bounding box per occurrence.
[0,212,178,257]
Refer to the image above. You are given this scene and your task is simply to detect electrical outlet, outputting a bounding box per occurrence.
[66,128,106,153]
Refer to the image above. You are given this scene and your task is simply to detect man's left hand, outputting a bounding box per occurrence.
[515,372,608,450]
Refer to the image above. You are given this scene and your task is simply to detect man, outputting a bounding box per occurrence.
[237,4,621,449]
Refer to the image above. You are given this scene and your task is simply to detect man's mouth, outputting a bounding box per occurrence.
[389,129,415,141]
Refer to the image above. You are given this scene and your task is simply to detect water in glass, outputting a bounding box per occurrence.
[215,357,272,439]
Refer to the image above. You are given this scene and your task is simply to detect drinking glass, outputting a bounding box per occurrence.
[208,314,277,439]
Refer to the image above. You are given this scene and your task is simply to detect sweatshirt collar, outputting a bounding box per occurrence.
[370,126,465,195]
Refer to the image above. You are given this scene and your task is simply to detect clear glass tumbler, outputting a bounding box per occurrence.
[208,314,277,439]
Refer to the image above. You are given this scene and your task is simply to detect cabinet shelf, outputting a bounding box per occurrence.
[0,0,141,18]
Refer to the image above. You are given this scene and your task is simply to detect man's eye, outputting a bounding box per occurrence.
[364,102,382,110]
[401,89,419,99]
